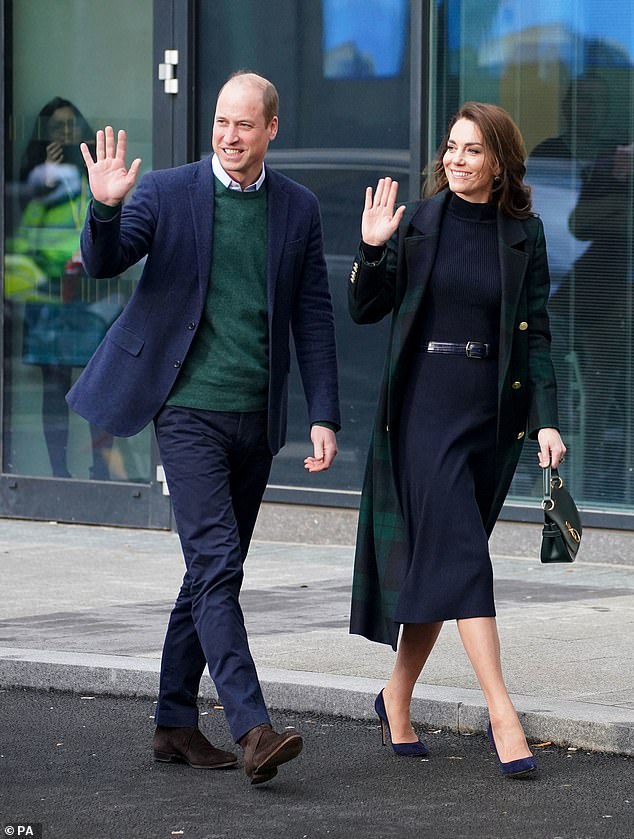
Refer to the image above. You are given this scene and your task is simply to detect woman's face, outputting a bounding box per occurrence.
[47,106,82,145]
[443,118,498,203]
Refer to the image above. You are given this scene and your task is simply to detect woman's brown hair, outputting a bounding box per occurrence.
[424,102,533,218]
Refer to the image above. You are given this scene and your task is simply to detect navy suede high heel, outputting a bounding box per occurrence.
[487,722,537,778]
[374,690,429,756]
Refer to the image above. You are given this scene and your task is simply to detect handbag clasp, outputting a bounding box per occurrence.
[565,521,581,543]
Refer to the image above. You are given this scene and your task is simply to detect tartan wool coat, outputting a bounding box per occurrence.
[348,189,560,649]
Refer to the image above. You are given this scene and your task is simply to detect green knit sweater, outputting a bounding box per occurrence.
[167,178,269,411]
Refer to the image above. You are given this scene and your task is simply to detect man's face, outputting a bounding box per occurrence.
[212,79,278,187]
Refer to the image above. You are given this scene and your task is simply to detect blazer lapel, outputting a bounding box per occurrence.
[497,213,529,389]
[265,170,289,314]
[188,157,215,306]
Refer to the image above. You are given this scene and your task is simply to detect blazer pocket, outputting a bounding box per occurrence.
[108,322,145,357]
[283,238,305,255]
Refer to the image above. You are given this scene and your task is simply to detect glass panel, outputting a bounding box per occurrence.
[195,0,411,495]
[431,0,634,512]
[3,0,153,482]
[322,0,409,80]
[196,0,410,155]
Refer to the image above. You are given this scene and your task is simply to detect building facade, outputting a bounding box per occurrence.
[2,0,633,529]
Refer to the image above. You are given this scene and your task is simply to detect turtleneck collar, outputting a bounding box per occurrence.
[447,191,498,222]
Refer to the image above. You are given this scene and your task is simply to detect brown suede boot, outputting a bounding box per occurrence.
[153,725,237,769]
[238,723,303,785]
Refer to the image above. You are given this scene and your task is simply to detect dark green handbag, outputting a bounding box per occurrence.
[540,464,582,563]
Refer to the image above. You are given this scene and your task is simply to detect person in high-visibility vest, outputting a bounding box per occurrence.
[7,97,115,479]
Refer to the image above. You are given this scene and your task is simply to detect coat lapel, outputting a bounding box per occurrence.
[391,193,447,367]
[497,213,529,391]
[188,157,215,306]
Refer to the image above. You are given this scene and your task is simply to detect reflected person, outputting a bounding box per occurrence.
[531,73,633,502]
[530,73,610,163]
[559,141,632,501]
[14,97,114,479]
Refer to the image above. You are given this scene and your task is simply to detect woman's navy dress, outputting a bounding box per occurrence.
[395,193,502,624]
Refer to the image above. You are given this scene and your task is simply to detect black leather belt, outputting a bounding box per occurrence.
[422,341,495,359]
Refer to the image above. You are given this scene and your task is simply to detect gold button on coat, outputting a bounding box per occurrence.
[519,321,528,331]
[512,381,522,390]
[516,431,525,440]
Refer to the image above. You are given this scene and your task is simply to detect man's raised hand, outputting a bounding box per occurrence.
[80,126,142,207]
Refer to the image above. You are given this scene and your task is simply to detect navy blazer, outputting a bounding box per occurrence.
[67,157,340,453]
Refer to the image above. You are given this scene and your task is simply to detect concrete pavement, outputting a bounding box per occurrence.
[1,505,633,755]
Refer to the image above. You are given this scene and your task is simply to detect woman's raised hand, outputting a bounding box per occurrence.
[361,177,406,247]
[80,126,142,206]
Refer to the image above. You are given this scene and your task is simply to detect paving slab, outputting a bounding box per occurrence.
[1,510,633,755]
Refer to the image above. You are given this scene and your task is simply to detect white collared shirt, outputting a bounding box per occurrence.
[212,153,266,192]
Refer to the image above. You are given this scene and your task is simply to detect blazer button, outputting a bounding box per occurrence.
[512,380,522,390]
[519,321,528,331]
[516,431,525,440]
[174,360,181,368]
[187,322,196,330]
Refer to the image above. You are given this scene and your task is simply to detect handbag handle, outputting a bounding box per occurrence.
[542,459,563,512]
[542,462,552,510]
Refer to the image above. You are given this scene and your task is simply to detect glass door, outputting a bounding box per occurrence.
[194,0,415,506]
[428,0,634,525]
[1,0,179,527]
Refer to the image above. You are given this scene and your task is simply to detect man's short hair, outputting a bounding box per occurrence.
[222,70,279,126]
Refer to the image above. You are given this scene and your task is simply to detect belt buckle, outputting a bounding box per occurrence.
[465,341,485,359]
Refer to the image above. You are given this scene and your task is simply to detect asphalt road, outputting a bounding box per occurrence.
[0,688,632,839]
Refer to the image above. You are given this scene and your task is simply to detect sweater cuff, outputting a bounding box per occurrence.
[311,421,338,433]
[92,200,121,221]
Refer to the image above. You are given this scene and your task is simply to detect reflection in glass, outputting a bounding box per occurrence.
[529,74,633,506]
[3,1,153,484]
[433,0,634,511]
[322,0,408,79]
[268,168,406,493]
[196,0,410,152]
[6,97,119,479]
